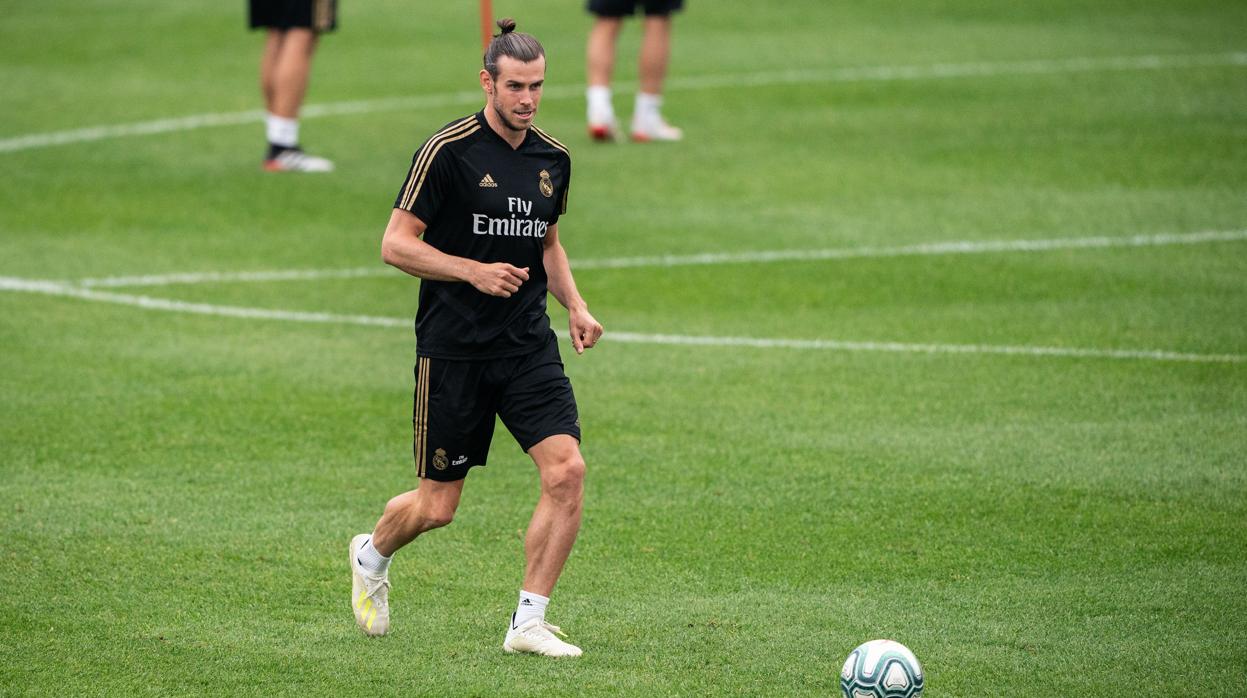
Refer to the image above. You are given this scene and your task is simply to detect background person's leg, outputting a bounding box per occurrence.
[260,29,283,113]
[269,27,318,119]
[586,16,624,140]
[632,14,683,141]
[263,27,333,170]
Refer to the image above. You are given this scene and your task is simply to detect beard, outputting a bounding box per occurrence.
[491,95,532,133]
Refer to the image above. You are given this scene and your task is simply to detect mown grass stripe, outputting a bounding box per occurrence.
[2,52,1242,154]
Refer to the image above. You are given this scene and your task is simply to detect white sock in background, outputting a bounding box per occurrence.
[356,536,391,576]
[513,589,549,628]
[634,92,664,129]
[265,113,299,148]
[586,85,615,125]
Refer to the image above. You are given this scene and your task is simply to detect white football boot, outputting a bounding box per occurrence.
[503,615,583,657]
[264,148,335,173]
[349,533,390,636]
[630,114,683,142]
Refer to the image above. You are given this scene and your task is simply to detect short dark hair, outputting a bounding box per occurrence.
[483,18,544,79]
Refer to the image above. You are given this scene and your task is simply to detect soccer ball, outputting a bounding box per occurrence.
[839,639,924,698]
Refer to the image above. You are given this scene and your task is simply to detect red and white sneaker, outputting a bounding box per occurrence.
[587,119,619,142]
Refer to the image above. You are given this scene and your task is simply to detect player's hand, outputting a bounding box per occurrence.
[470,263,529,298]
[569,307,603,354]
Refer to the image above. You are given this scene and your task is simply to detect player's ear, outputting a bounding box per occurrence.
[480,69,493,95]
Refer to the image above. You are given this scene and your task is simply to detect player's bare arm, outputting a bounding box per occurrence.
[543,223,603,353]
[382,208,530,298]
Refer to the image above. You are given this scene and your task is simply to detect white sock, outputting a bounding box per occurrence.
[586,85,615,125]
[265,113,299,148]
[356,536,391,576]
[513,590,549,628]
[634,92,663,127]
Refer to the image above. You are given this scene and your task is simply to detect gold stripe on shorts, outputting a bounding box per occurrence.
[313,0,335,32]
[413,357,430,478]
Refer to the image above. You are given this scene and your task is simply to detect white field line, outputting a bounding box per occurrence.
[2,276,1243,364]
[606,332,1246,364]
[75,266,402,288]
[70,228,1247,288]
[570,229,1247,270]
[2,51,1244,154]
[0,277,407,327]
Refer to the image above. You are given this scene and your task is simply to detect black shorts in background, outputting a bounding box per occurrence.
[249,0,338,32]
[588,0,684,18]
[412,333,581,482]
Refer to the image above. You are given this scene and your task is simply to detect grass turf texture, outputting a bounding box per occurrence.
[2,0,1246,695]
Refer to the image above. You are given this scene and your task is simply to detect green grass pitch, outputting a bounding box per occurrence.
[2,1,1246,695]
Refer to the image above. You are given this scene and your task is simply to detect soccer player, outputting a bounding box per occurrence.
[348,19,603,658]
[250,0,336,172]
[585,0,685,142]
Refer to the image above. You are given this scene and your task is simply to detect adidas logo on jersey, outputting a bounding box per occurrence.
[479,173,498,188]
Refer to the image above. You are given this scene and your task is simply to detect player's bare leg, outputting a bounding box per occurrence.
[585,17,623,141]
[637,16,670,97]
[260,29,284,113]
[263,27,333,171]
[270,27,318,120]
[504,434,585,657]
[350,479,465,636]
[631,15,682,142]
[523,435,585,595]
[371,479,466,555]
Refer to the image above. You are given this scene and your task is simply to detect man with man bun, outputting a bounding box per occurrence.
[347,18,601,658]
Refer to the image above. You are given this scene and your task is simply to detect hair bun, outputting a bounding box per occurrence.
[496,18,517,34]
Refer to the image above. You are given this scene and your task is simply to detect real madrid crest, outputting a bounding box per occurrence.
[433,448,449,470]
[538,169,554,198]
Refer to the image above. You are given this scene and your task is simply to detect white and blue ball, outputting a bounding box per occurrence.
[839,639,924,698]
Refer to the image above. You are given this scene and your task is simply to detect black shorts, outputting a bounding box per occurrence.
[412,334,581,482]
[249,0,338,32]
[587,0,684,18]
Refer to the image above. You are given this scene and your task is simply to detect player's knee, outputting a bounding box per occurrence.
[544,455,585,502]
[384,491,417,517]
[389,490,456,531]
[417,496,458,530]
[423,508,455,530]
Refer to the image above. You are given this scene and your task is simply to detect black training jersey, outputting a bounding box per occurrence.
[394,111,572,360]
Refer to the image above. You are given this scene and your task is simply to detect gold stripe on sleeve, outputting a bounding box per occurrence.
[398,118,474,209]
[530,126,570,157]
[400,125,479,211]
[398,118,479,211]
